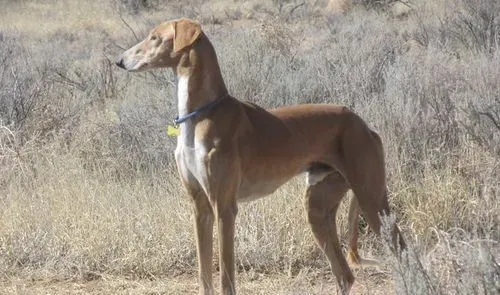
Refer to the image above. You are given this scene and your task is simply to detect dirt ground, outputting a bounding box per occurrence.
[1,267,393,295]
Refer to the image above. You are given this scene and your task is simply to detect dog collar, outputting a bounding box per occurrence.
[174,95,228,125]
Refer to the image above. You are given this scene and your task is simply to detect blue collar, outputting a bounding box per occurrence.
[174,95,228,125]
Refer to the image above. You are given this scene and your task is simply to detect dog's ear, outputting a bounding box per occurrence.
[173,19,202,53]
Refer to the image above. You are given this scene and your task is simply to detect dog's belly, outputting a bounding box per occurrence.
[237,177,291,202]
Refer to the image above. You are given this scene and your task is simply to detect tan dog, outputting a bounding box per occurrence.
[116,18,406,295]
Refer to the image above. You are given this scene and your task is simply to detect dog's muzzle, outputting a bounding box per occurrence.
[115,58,126,69]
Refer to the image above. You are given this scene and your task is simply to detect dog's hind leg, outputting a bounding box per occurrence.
[346,196,361,265]
[304,169,353,294]
[346,195,383,267]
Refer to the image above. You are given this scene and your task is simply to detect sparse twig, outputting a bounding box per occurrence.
[289,1,305,16]
[118,11,140,42]
[478,111,500,131]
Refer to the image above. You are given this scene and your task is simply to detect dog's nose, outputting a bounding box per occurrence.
[115,58,125,69]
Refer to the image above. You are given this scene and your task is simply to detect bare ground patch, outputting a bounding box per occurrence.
[1,267,393,295]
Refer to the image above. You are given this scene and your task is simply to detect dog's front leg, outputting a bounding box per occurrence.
[176,156,215,294]
[192,189,215,295]
[205,148,240,295]
[216,198,238,295]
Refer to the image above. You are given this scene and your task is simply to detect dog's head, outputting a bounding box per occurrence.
[115,18,202,72]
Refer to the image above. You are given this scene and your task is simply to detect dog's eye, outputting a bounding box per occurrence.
[151,35,162,45]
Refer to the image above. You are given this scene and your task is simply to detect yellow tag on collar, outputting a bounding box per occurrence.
[167,125,180,136]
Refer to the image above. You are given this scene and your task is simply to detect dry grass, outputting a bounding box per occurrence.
[0,0,499,294]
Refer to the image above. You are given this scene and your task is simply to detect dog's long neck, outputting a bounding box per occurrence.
[175,33,228,118]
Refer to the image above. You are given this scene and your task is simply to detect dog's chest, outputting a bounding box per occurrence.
[175,131,211,193]
[176,144,207,182]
